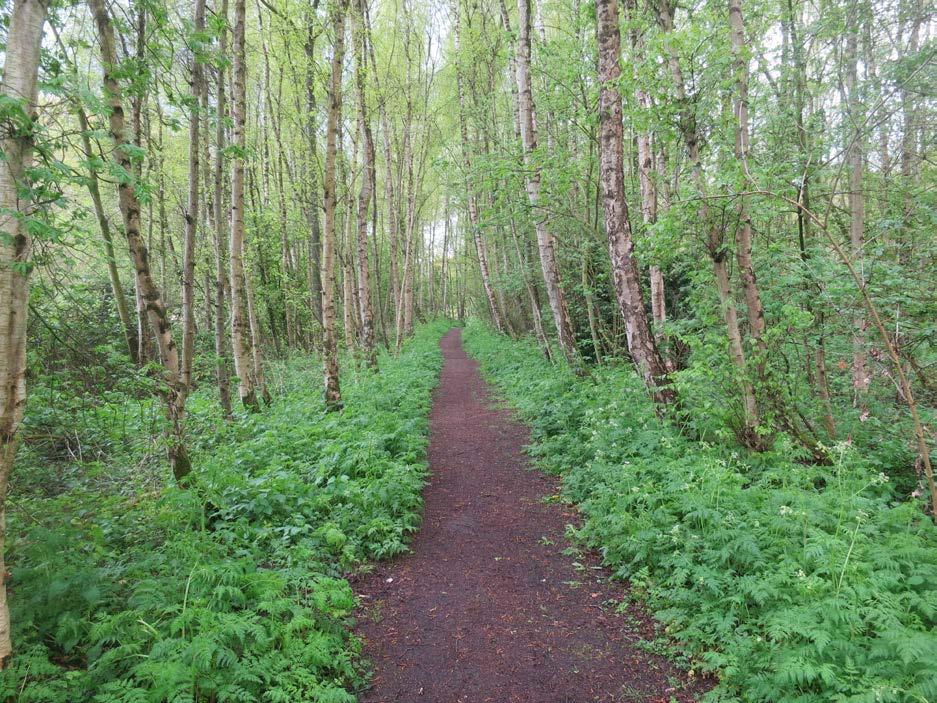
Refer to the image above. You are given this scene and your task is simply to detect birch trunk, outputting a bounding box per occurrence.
[90,0,192,478]
[900,0,921,238]
[213,0,233,417]
[656,0,759,434]
[229,0,259,410]
[596,0,672,402]
[304,22,324,324]
[354,3,377,368]
[182,0,207,397]
[510,220,551,359]
[452,0,505,334]
[0,0,47,661]
[245,255,271,405]
[626,3,668,347]
[845,20,869,398]
[515,0,577,364]
[363,4,400,318]
[322,0,347,409]
[396,120,417,350]
[497,1,553,358]
[75,105,137,361]
[728,0,768,361]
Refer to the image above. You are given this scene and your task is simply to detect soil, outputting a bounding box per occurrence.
[352,329,710,702]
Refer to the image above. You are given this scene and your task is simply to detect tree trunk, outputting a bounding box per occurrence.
[845,18,869,399]
[304,20,324,325]
[74,105,137,361]
[452,0,505,334]
[396,113,418,350]
[245,255,271,405]
[441,198,450,315]
[655,0,760,435]
[257,17,297,350]
[354,3,377,368]
[213,0,233,418]
[900,0,921,240]
[510,219,551,359]
[322,0,347,409]
[580,249,603,362]
[728,0,767,362]
[515,0,578,365]
[229,0,259,411]
[625,3,668,353]
[0,0,47,662]
[363,4,401,320]
[498,0,552,358]
[343,262,356,350]
[181,0,207,399]
[650,152,667,340]
[596,0,672,401]
[90,0,192,479]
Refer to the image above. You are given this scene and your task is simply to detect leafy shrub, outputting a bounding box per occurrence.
[1,321,448,702]
[463,321,937,703]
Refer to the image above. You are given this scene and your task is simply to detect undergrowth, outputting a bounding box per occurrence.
[463,320,937,703]
[2,321,448,702]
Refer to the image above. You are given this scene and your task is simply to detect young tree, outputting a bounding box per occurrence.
[728,0,768,366]
[304,12,324,325]
[655,0,761,441]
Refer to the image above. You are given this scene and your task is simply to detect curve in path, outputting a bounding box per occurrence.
[354,329,706,703]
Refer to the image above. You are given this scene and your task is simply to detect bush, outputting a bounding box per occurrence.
[463,321,937,703]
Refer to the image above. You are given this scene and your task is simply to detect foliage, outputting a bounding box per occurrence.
[464,321,937,703]
[1,322,448,702]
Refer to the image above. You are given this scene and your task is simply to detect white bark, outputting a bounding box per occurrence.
[0,0,47,662]
[515,0,578,364]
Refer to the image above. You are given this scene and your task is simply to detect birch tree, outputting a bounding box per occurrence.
[322,0,348,408]
[514,0,578,365]
[595,0,672,402]
[90,0,193,479]
[0,0,48,661]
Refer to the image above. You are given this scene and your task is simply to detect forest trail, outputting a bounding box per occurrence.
[354,329,706,703]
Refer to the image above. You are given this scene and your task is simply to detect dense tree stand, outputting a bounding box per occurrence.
[354,329,708,702]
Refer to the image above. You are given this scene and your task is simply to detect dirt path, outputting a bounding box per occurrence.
[354,329,706,702]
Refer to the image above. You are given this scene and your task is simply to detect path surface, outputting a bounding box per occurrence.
[354,329,706,702]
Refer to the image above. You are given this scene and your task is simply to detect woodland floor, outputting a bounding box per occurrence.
[353,329,709,702]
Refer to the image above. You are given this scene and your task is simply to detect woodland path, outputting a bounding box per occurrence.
[353,329,707,702]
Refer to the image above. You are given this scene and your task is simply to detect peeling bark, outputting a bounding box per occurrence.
[596,0,672,402]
